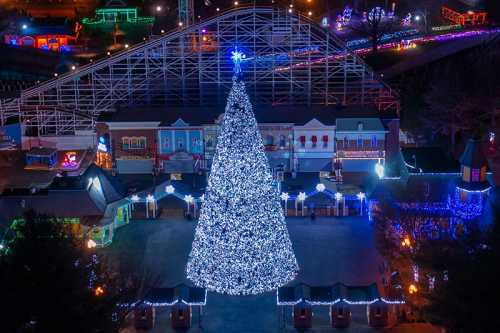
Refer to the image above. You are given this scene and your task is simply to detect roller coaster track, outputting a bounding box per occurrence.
[0,6,399,136]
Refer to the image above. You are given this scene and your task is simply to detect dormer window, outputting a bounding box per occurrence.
[279,135,287,148]
[265,135,274,146]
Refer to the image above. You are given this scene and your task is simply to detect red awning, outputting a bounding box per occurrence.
[311,136,317,143]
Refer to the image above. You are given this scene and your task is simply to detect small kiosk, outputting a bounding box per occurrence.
[277,283,313,329]
[133,304,155,330]
[140,284,207,329]
[171,299,191,329]
[293,300,312,329]
[367,299,390,327]
[330,300,351,328]
[277,282,404,330]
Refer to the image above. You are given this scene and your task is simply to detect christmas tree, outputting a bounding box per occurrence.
[186,50,298,295]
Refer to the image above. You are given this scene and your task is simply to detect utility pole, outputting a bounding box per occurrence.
[178,0,194,27]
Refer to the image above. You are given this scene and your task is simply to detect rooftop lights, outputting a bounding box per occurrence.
[165,185,175,194]
[316,183,326,192]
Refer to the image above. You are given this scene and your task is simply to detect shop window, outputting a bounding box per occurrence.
[122,136,146,149]
[299,136,306,148]
[343,136,348,149]
[357,136,363,148]
[206,136,214,148]
[371,135,377,148]
[322,135,328,148]
[163,137,170,149]
[138,137,146,149]
[279,135,287,148]
[266,135,274,145]
[122,137,130,150]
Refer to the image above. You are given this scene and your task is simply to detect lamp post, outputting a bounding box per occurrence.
[185,195,194,215]
[357,192,365,216]
[130,194,139,212]
[146,194,156,218]
[414,9,429,33]
[335,192,343,216]
[297,192,306,216]
[281,192,289,216]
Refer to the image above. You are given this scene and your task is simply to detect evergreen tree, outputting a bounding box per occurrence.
[186,58,298,295]
[0,211,119,333]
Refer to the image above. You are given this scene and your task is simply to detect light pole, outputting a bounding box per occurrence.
[414,9,429,33]
[281,192,289,216]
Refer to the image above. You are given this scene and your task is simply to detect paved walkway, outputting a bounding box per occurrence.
[113,216,386,332]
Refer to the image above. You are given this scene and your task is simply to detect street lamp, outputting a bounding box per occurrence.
[413,10,429,33]
[281,192,289,216]
[357,192,365,215]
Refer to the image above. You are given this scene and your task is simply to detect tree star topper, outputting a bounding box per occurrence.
[231,48,246,75]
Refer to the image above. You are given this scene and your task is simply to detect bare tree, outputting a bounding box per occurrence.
[349,6,395,53]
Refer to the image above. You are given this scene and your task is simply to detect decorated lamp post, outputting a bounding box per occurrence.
[130,194,139,211]
[297,192,306,216]
[146,194,156,218]
[184,194,194,216]
[281,192,289,216]
[375,159,385,179]
[335,192,343,216]
[357,192,366,216]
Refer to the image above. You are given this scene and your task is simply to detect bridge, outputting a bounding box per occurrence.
[0,6,399,137]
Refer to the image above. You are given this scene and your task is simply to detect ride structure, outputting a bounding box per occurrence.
[0,7,399,138]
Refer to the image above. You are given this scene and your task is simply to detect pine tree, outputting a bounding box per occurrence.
[186,60,298,295]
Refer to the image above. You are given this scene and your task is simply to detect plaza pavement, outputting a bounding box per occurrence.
[113,216,389,332]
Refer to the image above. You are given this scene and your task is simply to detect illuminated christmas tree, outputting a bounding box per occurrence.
[186,50,298,295]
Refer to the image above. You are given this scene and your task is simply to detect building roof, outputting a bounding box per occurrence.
[98,105,382,127]
[335,118,386,132]
[0,190,104,225]
[27,147,57,156]
[145,284,206,305]
[278,282,385,304]
[0,164,127,227]
[459,137,488,169]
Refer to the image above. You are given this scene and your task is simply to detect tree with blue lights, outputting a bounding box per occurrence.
[186,50,298,295]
